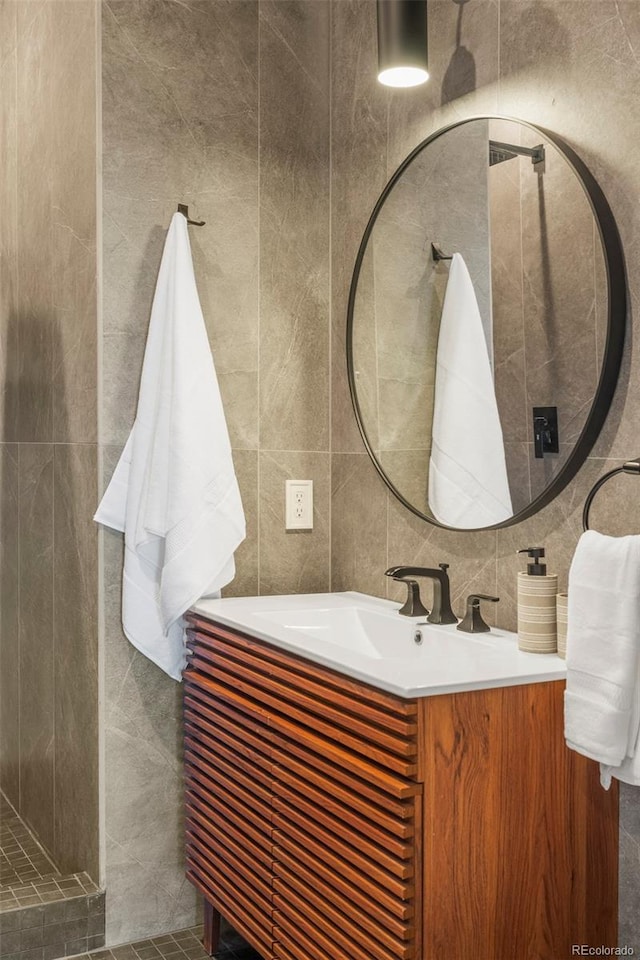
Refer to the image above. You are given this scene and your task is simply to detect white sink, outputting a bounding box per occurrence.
[191,591,566,699]
[255,604,494,660]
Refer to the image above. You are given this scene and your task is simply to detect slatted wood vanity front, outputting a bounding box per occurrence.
[183,614,618,960]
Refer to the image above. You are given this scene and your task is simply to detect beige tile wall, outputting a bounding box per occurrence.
[100,0,330,944]
[329,0,640,945]
[2,0,636,949]
[0,0,100,882]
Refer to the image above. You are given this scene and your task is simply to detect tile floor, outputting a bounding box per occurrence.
[0,793,100,915]
[0,873,101,916]
[0,794,106,960]
[0,798,59,889]
[67,925,261,960]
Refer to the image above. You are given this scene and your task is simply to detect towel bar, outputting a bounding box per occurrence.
[582,458,640,531]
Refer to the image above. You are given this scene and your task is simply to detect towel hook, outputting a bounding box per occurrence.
[582,458,640,531]
[177,203,205,227]
[431,242,453,263]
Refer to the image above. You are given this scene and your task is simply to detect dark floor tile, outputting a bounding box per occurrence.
[64,902,88,922]
[110,946,136,959]
[20,925,45,949]
[179,946,207,959]
[0,930,21,952]
[0,911,20,931]
[42,945,67,960]
[64,937,88,955]
[20,908,45,930]
[20,947,44,960]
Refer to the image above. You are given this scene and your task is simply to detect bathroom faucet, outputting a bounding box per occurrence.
[385,565,458,624]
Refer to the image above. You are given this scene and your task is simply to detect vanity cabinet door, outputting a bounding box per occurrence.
[267,672,422,960]
[183,642,275,959]
[184,617,423,960]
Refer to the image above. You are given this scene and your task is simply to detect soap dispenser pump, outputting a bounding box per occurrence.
[518,547,546,575]
[517,547,558,654]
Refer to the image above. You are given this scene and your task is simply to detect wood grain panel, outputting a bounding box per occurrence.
[272,809,413,893]
[186,793,271,858]
[187,630,417,736]
[272,828,413,918]
[184,685,272,749]
[273,906,354,960]
[268,728,420,809]
[266,716,417,792]
[273,844,414,937]
[185,665,417,780]
[186,823,272,889]
[273,864,414,955]
[274,938,313,960]
[188,644,415,753]
[187,651,416,771]
[184,704,272,770]
[187,866,272,957]
[274,923,340,960]
[185,619,421,960]
[272,792,413,877]
[186,618,418,717]
[420,681,619,960]
[185,761,272,827]
[185,718,272,784]
[272,889,411,960]
[185,741,271,800]
[186,839,272,912]
[272,769,414,857]
[184,669,270,729]
[272,748,415,839]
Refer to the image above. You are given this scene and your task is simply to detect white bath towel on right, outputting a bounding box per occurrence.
[428,253,512,528]
[565,530,640,788]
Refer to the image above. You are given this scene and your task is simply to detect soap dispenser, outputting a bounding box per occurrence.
[517,547,558,654]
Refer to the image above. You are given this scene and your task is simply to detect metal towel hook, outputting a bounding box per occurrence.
[177,203,205,226]
[582,458,640,531]
[431,242,453,263]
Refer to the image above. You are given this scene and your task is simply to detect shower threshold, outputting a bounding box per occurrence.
[0,792,104,959]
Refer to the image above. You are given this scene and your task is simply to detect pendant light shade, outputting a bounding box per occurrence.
[377,0,429,88]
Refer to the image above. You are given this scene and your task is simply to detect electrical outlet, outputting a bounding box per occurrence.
[285,480,313,530]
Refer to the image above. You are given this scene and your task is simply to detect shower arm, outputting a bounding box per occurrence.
[489,140,545,167]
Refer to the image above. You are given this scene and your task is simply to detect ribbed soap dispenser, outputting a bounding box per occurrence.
[517,547,558,654]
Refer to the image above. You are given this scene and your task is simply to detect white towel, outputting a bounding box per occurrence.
[95,212,246,680]
[564,530,640,787]
[428,253,512,529]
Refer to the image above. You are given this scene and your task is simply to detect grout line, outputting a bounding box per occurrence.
[13,0,21,828]
[257,0,262,599]
[328,0,332,592]
[52,443,57,871]
[95,0,107,897]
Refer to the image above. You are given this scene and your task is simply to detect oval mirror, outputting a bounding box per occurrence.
[347,116,626,531]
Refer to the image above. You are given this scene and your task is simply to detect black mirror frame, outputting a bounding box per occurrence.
[346,115,627,532]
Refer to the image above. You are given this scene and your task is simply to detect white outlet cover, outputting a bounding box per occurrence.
[285,479,313,530]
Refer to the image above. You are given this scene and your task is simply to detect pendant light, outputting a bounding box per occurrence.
[377,0,429,88]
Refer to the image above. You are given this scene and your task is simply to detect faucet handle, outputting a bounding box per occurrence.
[439,562,449,572]
[385,570,430,618]
[457,594,499,634]
[395,579,430,618]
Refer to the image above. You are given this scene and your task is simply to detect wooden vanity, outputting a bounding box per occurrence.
[183,612,618,960]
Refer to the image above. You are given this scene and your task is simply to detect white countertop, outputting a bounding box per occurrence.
[190,591,566,699]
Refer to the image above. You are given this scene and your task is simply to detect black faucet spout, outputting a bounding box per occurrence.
[384,564,458,624]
